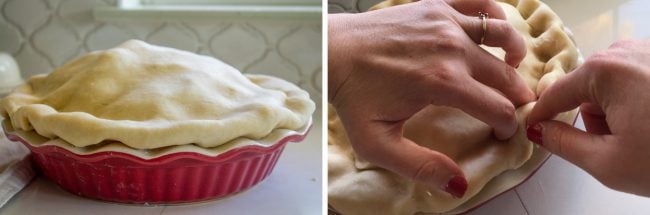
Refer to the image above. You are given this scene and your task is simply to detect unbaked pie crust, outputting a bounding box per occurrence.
[328,0,581,214]
[0,40,315,151]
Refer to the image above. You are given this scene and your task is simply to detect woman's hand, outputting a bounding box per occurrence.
[528,39,650,197]
[329,0,534,198]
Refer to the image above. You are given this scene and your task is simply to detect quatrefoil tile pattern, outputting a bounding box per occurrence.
[0,0,322,107]
[328,0,383,13]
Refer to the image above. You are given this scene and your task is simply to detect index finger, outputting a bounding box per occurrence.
[528,64,598,125]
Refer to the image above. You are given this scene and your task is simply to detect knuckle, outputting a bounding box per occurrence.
[412,157,442,183]
[494,20,515,38]
[585,56,630,92]
[434,28,466,54]
[421,1,449,19]
[482,100,516,133]
[347,135,383,164]
[496,102,516,124]
[440,39,466,55]
[427,65,460,86]
[586,51,623,69]
[503,26,516,41]
[435,66,457,81]
[584,55,619,77]
[351,142,379,164]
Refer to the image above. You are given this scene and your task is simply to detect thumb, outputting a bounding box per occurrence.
[526,120,614,175]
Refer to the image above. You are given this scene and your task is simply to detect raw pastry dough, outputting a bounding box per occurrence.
[328,0,580,214]
[0,40,315,149]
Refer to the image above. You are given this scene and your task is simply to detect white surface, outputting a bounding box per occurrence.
[0,118,322,215]
[467,1,650,214]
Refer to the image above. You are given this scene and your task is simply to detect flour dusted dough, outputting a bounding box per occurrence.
[328,0,580,214]
[0,40,314,149]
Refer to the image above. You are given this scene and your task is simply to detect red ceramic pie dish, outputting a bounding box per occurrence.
[2,119,312,204]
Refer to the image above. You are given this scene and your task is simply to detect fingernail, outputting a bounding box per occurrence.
[526,123,543,145]
[443,175,468,198]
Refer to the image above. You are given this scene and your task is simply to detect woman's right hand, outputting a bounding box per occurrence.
[528,39,650,196]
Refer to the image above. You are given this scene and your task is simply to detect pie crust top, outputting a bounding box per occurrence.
[328,0,581,214]
[0,40,315,149]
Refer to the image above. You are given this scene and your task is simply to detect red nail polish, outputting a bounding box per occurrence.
[444,176,468,198]
[526,123,543,145]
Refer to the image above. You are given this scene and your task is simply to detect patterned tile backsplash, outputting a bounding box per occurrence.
[328,0,383,13]
[0,0,322,107]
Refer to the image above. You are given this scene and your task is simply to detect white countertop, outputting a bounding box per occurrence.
[0,117,323,215]
[469,0,650,214]
[468,115,650,215]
